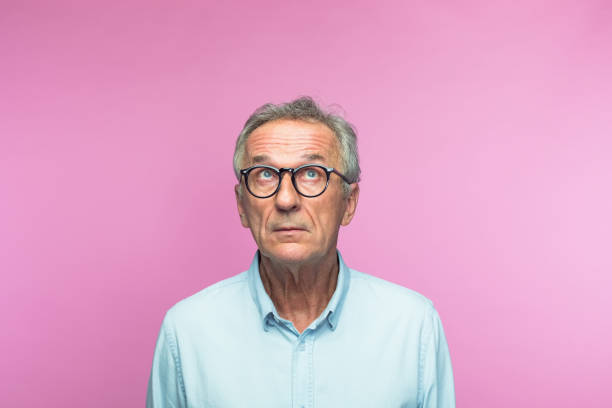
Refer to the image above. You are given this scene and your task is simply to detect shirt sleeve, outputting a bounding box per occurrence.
[420,305,456,408]
[146,316,187,408]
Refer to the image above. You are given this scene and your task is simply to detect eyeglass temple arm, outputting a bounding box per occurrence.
[330,168,353,184]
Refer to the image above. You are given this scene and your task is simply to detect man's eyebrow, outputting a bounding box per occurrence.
[251,155,269,164]
[251,153,326,164]
[302,153,326,162]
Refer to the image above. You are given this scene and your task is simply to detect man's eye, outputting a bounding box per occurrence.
[306,170,318,179]
[258,169,275,180]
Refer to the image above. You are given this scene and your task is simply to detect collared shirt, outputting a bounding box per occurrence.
[147,252,455,407]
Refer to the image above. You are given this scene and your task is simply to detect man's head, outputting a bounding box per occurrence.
[234,97,361,195]
[234,97,360,267]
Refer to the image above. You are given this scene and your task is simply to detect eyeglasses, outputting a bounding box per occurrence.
[240,164,351,198]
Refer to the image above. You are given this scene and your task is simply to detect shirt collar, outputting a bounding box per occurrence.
[247,250,351,332]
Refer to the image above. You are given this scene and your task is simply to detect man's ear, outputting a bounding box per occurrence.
[235,184,250,228]
[340,183,360,226]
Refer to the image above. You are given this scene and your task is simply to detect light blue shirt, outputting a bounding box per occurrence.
[147,252,455,407]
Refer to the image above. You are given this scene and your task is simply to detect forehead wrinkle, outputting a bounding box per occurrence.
[245,130,340,167]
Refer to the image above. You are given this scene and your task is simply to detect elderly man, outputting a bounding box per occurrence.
[147,97,455,407]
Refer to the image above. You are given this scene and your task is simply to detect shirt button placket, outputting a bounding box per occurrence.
[306,334,314,408]
[292,332,313,408]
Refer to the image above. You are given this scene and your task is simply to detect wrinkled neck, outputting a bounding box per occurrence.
[259,253,338,333]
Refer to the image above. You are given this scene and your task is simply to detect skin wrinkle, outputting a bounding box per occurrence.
[247,137,338,168]
[252,153,327,166]
[235,119,359,333]
[259,258,338,324]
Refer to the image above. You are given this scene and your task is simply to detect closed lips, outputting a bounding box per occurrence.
[273,226,306,231]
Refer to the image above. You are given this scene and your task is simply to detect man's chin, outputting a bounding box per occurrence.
[259,244,322,266]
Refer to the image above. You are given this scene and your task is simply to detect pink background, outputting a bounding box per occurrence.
[2,1,611,406]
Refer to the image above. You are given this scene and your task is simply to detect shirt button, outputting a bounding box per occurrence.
[298,342,305,351]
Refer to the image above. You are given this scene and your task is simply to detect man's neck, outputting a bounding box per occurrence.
[259,252,339,334]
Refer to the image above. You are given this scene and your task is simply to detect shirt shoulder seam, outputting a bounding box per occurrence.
[417,302,436,405]
[179,272,249,303]
[162,320,187,399]
[349,269,433,304]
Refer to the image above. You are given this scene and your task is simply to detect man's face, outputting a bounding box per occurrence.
[235,120,359,266]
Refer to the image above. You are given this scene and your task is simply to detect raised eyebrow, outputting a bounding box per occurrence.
[251,155,270,164]
[302,153,326,162]
[251,154,326,165]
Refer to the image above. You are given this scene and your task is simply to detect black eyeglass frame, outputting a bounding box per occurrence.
[240,164,352,198]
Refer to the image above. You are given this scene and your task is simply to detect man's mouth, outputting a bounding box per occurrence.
[273,226,306,232]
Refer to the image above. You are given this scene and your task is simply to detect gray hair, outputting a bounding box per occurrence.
[233,97,361,191]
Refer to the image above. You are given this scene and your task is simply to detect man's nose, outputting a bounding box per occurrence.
[274,172,300,211]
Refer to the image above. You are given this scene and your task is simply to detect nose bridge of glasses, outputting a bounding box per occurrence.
[277,168,295,176]
[277,168,298,191]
